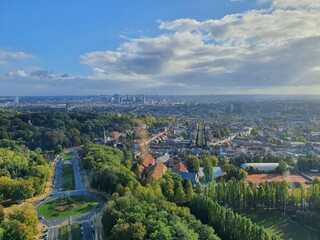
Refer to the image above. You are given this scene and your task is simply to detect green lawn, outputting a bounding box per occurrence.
[63,152,73,161]
[245,211,320,240]
[60,225,69,240]
[71,224,81,240]
[38,195,98,219]
[61,166,75,191]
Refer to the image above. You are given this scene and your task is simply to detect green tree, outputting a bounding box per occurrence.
[203,157,214,182]
[185,180,195,202]
[186,156,200,173]
[1,220,34,240]
[277,160,288,173]
[175,187,185,204]
[54,144,63,154]
[129,222,147,240]
[8,204,38,235]
[0,205,4,223]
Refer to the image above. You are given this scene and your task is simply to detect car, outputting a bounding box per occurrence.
[38,216,44,220]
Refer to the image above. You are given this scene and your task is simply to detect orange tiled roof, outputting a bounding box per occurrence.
[173,162,189,173]
[151,162,167,180]
[139,154,155,172]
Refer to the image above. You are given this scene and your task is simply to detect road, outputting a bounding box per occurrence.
[81,221,94,240]
[38,149,106,240]
[48,226,59,240]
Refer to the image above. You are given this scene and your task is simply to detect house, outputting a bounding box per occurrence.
[173,162,188,172]
[174,172,198,186]
[110,131,121,141]
[151,163,167,180]
[139,154,155,172]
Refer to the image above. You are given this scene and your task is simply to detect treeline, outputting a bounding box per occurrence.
[0,203,38,240]
[297,153,320,171]
[0,147,51,201]
[190,196,280,240]
[213,126,230,138]
[0,110,134,152]
[82,144,220,240]
[196,124,207,148]
[202,180,320,211]
[157,174,278,240]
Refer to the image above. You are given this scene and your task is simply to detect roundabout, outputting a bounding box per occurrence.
[37,149,106,239]
[38,195,98,219]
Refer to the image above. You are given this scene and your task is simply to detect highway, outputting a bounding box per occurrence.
[39,149,105,240]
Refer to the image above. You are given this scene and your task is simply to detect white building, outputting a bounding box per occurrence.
[241,163,279,172]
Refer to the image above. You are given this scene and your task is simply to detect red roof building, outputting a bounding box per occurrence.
[139,154,155,172]
[151,162,168,180]
[173,162,189,173]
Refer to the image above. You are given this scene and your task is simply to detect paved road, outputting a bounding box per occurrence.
[38,149,106,240]
[48,226,59,240]
[72,150,86,191]
[52,157,63,192]
[81,221,94,240]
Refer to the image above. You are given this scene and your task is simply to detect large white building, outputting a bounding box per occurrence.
[241,163,279,172]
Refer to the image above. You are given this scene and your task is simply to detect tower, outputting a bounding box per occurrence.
[14,96,19,105]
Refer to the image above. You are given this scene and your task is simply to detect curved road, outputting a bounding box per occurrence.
[37,149,106,240]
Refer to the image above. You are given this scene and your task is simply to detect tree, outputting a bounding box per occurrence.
[185,180,195,202]
[8,204,38,235]
[251,128,260,137]
[186,156,200,173]
[0,205,4,223]
[144,115,156,127]
[203,157,214,182]
[175,187,185,204]
[1,220,34,240]
[54,144,63,154]
[277,160,288,173]
[129,222,147,240]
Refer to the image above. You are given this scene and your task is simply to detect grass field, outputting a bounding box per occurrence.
[63,152,73,161]
[38,195,98,219]
[71,224,81,239]
[61,166,75,191]
[246,211,319,240]
[60,225,69,240]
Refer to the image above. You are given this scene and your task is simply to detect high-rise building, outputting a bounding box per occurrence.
[230,103,234,113]
[14,96,19,105]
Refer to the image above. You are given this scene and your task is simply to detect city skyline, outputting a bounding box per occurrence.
[1,0,319,96]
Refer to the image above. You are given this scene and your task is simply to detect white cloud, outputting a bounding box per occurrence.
[5,70,28,78]
[57,1,320,93]
[0,49,33,65]
[273,0,320,9]
[81,0,319,95]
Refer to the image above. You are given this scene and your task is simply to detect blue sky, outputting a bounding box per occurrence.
[0,0,319,95]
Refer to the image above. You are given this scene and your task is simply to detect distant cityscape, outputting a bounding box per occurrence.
[2,94,320,110]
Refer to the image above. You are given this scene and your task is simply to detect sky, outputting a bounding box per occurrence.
[0,0,319,96]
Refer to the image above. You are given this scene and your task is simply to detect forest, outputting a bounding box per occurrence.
[81,144,279,240]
